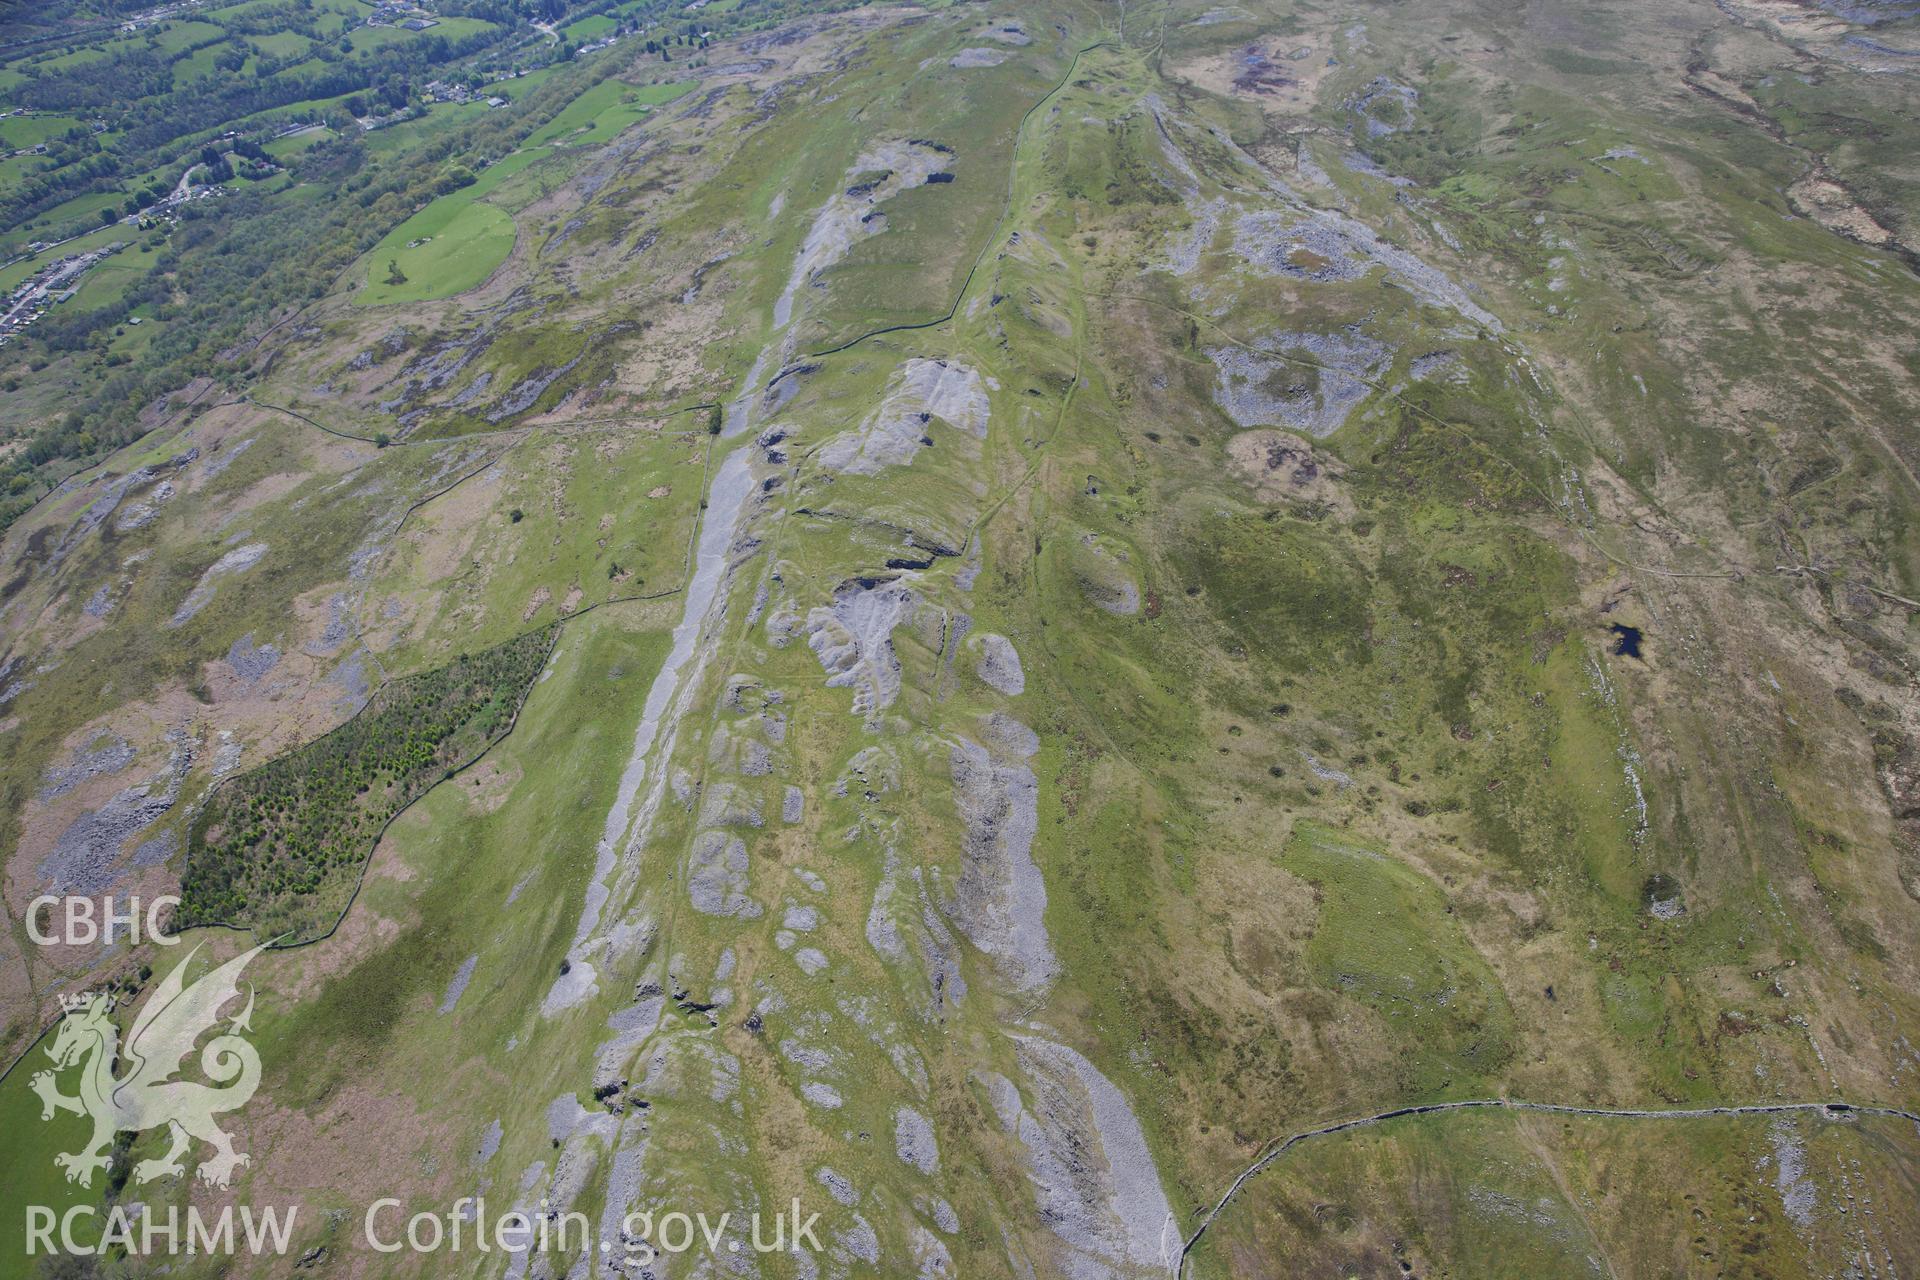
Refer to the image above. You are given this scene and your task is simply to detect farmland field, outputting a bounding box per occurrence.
[523,76,693,147]
[356,196,516,304]
[354,148,546,303]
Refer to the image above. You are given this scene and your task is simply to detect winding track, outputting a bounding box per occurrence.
[1174,1095,1920,1276]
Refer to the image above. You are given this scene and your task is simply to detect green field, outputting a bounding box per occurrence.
[523,77,693,147]
[264,124,334,158]
[0,1038,100,1263]
[360,100,490,155]
[150,19,227,52]
[169,40,233,83]
[561,13,618,41]
[492,66,561,99]
[354,145,546,304]
[246,30,314,59]
[0,113,88,149]
[66,256,150,310]
[424,15,496,40]
[356,198,516,304]
[349,16,496,54]
[34,45,113,72]
[2,188,129,249]
[202,0,370,19]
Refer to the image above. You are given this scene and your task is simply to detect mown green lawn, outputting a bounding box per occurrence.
[247,30,314,60]
[0,113,88,149]
[523,77,693,147]
[0,1035,100,1263]
[67,257,150,309]
[355,145,548,303]
[561,12,617,41]
[150,19,227,51]
[492,66,560,99]
[264,125,334,159]
[356,197,515,305]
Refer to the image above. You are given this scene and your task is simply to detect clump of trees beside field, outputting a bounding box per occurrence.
[176,624,557,941]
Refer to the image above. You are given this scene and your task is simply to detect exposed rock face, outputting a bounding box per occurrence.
[1072,534,1142,616]
[1230,204,1500,331]
[971,632,1025,695]
[37,729,194,894]
[895,1104,940,1174]
[949,47,1007,68]
[946,735,1056,994]
[1208,329,1391,437]
[807,577,917,720]
[438,954,479,1014]
[817,359,994,475]
[686,831,761,918]
[987,1039,1180,1278]
[775,139,956,329]
[167,543,269,627]
[226,632,281,683]
[39,732,134,803]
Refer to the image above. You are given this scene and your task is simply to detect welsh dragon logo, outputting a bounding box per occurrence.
[32,942,267,1190]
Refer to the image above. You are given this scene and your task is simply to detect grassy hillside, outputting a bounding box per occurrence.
[1,0,1918,1276]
